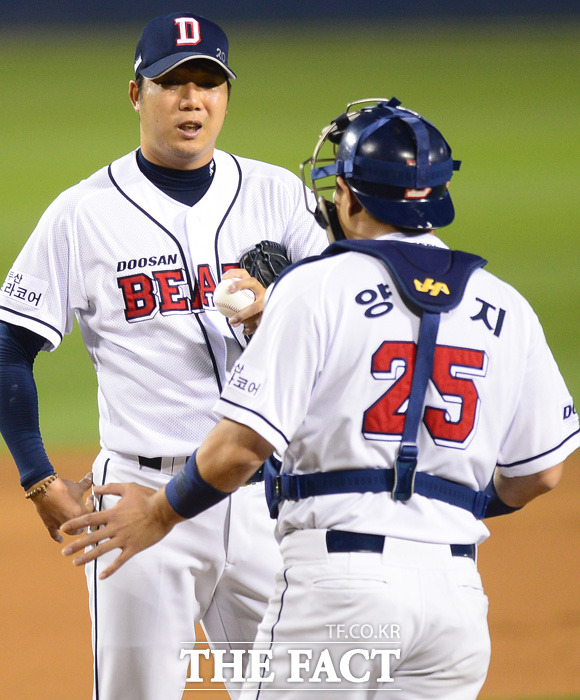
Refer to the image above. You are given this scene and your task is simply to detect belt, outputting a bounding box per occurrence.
[138,456,186,470]
[138,456,265,485]
[326,530,476,561]
[138,455,191,474]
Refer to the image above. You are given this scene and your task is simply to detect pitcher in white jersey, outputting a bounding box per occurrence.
[0,11,326,700]
[62,98,579,699]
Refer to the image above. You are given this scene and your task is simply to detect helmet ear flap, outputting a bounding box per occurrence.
[313,199,330,229]
[315,198,347,243]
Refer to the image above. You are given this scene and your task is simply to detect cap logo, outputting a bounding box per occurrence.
[174,17,201,46]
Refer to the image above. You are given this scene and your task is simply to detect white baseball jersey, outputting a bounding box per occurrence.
[1,147,327,700]
[217,232,580,546]
[0,148,326,457]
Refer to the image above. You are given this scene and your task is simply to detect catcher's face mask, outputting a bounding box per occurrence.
[300,98,393,243]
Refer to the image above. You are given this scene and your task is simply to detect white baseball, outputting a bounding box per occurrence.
[213,277,255,318]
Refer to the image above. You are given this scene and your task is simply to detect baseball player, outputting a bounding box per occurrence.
[62,97,579,698]
[0,11,326,700]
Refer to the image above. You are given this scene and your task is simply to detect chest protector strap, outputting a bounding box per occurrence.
[265,240,489,519]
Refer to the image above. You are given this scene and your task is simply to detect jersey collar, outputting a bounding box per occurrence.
[376,231,449,249]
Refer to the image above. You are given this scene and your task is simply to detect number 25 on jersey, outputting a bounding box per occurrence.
[363,341,488,449]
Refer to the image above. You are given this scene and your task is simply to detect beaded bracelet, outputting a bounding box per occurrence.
[25,473,59,500]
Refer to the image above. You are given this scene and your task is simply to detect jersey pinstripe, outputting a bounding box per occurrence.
[0,149,326,457]
[216,232,580,545]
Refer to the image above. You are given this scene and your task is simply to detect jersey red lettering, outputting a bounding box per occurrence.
[425,346,487,446]
[221,263,240,274]
[363,342,416,440]
[363,341,486,449]
[197,265,217,307]
[154,269,189,314]
[118,274,157,321]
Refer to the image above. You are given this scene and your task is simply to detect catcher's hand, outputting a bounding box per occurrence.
[238,240,292,288]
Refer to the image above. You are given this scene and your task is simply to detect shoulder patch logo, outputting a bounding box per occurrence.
[562,402,577,421]
[0,269,48,309]
[413,278,450,297]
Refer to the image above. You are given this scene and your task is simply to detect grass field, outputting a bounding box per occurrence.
[1,18,578,449]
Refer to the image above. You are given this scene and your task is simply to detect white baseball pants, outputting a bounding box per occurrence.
[86,449,281,700]
[240,529,491,699]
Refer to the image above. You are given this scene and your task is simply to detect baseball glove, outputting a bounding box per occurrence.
[238,240,291,288]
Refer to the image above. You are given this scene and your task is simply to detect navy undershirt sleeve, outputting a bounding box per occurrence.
[0,321,55,490]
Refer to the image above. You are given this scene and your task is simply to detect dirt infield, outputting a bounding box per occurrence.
[1,450,578,699]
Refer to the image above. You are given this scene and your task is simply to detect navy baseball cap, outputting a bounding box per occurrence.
[134,11,236,80]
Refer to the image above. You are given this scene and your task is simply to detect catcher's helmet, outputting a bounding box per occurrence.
[301,98,461,240]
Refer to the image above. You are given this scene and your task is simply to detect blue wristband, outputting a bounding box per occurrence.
[165,450,229,519]
[483,477,523,518]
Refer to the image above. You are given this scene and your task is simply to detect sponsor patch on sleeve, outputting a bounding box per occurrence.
[0,270,48,309]
[226,362,265,398]
[562,400,577,422]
